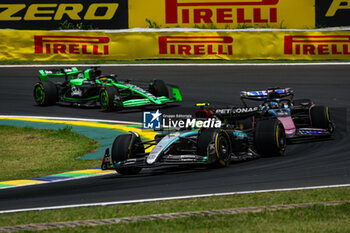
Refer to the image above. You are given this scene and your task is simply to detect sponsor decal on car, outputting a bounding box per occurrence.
[299,128,328,135]
[124,84,156,98]
[34,35,110,55]
[215,107,259,114]
[284,35,350,56]
[159,36,233,56]
[165,0,278,25]
[70,87,83,96]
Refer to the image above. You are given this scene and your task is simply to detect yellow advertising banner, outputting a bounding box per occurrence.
[129,0,315,29]
[1,30,350,61]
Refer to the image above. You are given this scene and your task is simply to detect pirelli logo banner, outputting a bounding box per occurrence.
[0,0,128,30]
[158,36,234,55]
[284,35,350,56]
[165,0,279,24]
[34,36,110,55]
[0,30,349,61]
[129,0,315,29]
[0,31,114,60]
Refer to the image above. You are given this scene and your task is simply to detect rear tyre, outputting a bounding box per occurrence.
[111,134,144,175]
[255,119,286,157]
[197,129,231,167]
[33,81,57,106]
[311,106,333,132]
[99,86,119,112]
[149,80,169,97]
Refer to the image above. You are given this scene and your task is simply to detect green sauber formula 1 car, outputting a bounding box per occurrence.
[33,67,182,111]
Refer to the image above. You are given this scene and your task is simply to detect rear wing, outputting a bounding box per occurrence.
[38,67,81,81]
[240,88,294,106]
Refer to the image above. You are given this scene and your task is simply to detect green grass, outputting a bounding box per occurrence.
[26,204,350,233]
[0,186,349,228]
[0,125,100,181]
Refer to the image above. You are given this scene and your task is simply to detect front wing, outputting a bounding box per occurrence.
[287,128,334,144]
[121,96,178,108]
[101,148,210,170]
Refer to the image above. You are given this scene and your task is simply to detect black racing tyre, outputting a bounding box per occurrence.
[197,128,217,156]
[310,106,332,129]
[99,86,119,112]
[150,80,169,97]
[111,134,144,175]
[292,99,313,108]
[197,128,231,167]
[255,119,286,157]
[33,81,57,106]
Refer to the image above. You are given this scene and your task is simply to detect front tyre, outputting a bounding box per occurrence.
[311,106,332,129]
[33,81,57,106]
[111,134,144,175]
[255,119,286,157]
[149,80,169,97]
[197,129,231,167]
[99,86,119,112]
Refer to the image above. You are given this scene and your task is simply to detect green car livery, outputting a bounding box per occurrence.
[33,67,182,111]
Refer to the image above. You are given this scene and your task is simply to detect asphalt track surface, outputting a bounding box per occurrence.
[0,65,349,211]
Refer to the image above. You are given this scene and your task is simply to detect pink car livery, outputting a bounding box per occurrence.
[240,87,334,143]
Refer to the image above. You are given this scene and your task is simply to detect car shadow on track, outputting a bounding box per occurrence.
[101,165,218,179]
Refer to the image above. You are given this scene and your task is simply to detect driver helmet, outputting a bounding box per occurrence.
[269,101,279,109]
[268,91,280,99]
[77,73,84,79]
[88,70,96,80]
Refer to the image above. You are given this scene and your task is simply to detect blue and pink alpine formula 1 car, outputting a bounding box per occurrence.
[239,87,334,143]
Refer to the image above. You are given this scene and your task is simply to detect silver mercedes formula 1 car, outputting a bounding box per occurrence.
[101,105,286,175]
